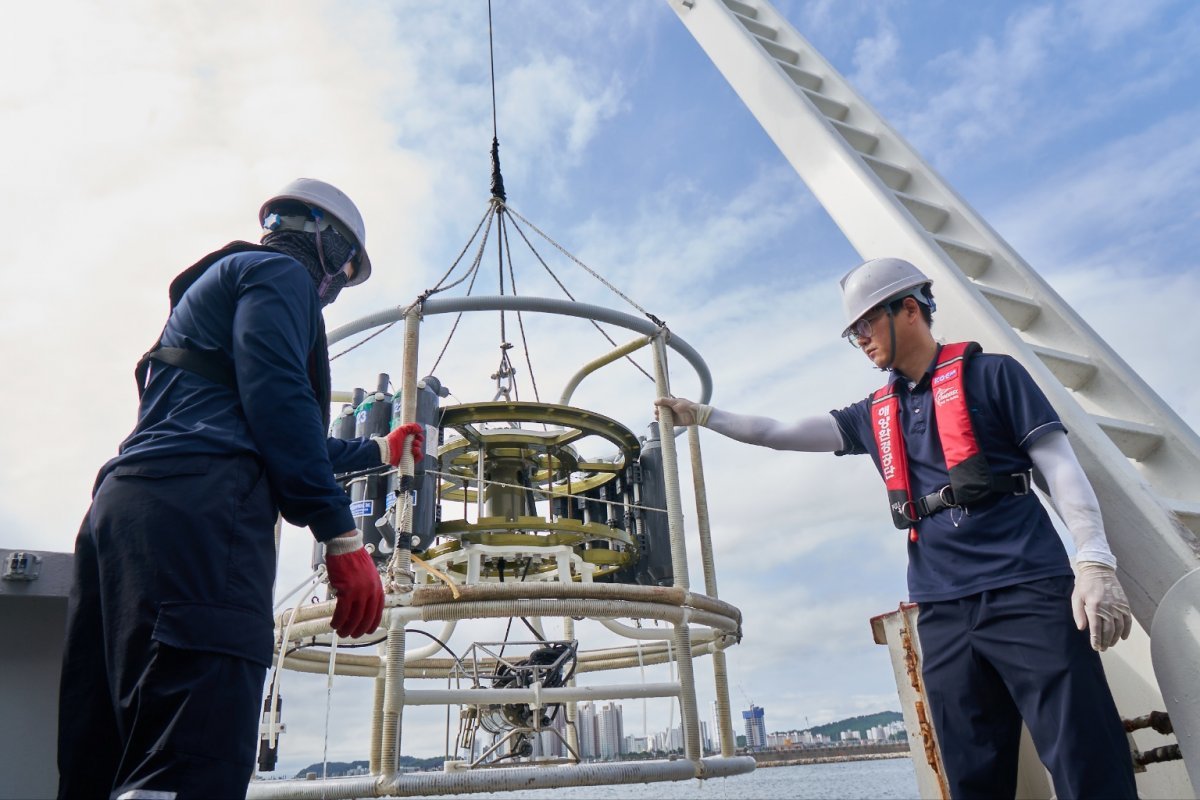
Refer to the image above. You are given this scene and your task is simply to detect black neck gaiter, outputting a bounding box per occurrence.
[263,229,355,306]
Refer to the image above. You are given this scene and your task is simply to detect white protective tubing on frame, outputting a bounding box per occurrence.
[279,636,728,679]
[278,600,738,661]
[651,332,702,762]
[378,308,421,775]
[687,424,737,758]
[400,681,681,706]
[597,616,715,641]
[327,294,713,405]
[245,756,757,799]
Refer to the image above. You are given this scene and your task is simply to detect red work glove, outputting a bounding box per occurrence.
[383,422,424,467]
[324,532,384,639]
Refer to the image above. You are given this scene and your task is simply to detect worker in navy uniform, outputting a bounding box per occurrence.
[57,179,423,800]
[657,258,1137,799]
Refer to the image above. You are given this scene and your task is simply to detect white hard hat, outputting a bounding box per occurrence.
[839,258,932,333]
[260,178,372,286]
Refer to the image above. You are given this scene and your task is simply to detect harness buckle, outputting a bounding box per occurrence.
[1011,471,1031,495]
[899,500,921,523]
[937,484,957,508]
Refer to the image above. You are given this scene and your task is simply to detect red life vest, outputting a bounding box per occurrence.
[871,341,1013,542]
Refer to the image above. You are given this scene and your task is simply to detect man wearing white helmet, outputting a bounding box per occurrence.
[58,180,423,800]
[657,257,1136,798]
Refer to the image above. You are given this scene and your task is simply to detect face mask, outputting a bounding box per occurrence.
[263,227,355,307]
[315,267,350,306]
[311,225,356,306]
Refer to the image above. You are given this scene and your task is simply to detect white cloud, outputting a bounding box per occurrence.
[2,0,1197,773]
[994,112,1200,265]
[1067,0,1174,49]
[849,19,901,103]
[900,5,1058,164]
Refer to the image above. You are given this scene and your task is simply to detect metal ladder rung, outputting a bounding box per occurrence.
[1028,345,1098,390]
[780,62,822,91]
[802,89,848,120]
[978,285,1041,330]
[721,0,758,18]
[862,154,910,191]
[1164,499,1200,537]
[733,12,775,40]
[895,192,948,232]
[1092,415,1165,462]
[756,36,801,65]
[934,236,991,278]
[830,119,877,154]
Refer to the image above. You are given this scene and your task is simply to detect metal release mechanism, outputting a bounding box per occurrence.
[3,552,42,582]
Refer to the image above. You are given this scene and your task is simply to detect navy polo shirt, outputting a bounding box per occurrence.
[831,346,1073,602]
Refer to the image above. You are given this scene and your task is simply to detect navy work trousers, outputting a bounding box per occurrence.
[918,576,1137,799]
[58,454,277,800]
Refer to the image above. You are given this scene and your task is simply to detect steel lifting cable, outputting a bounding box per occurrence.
[483,0,652,394]
[499,213,542,403]
[496,206,508,352]
[429,207,499,375]
[338,0,667,391]
[487,0,505,205]
[503,211,656,384]
[330,203,497,362]
[501,202,663,326]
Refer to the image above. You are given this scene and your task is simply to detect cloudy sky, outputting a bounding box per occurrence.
[3,0,1199,776]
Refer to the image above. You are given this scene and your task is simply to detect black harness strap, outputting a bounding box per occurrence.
[135,241,275,399]
[911,471,1032,519]
[142,346,237,392]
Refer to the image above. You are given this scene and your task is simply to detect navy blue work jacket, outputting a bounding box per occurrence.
[110,249,379,540]
[831,347,1073,602]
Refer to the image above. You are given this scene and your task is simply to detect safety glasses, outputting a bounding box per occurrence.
[842,306,891,348]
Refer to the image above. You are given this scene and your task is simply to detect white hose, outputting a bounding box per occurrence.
[652,332,702,761]
[245,756,756,799]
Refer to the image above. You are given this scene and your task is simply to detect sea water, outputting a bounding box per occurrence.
[407,757,919,799]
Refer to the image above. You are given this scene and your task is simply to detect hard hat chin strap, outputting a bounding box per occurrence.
[883,308,898,371]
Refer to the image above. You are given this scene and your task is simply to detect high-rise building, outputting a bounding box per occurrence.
[597,702,624,760]
[537,711,568,758]
[576,702,600,760]
[742,705,766,750]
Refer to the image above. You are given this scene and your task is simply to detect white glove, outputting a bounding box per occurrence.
[1072,562,1132,652]
[653,397,711,427]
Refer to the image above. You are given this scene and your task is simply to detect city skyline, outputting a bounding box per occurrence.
[3,0,1197,774]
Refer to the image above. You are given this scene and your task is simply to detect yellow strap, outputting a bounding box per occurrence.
[410,552,462,599]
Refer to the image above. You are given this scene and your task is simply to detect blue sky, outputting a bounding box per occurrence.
[2,0,1198,775]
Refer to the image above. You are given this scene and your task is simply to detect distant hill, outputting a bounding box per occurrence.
[293,755,442,778]
[797,710,903,739]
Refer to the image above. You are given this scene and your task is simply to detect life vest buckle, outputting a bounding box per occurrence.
[937,484,957,508]
[911,485,957,519]
[898,500,921,524]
